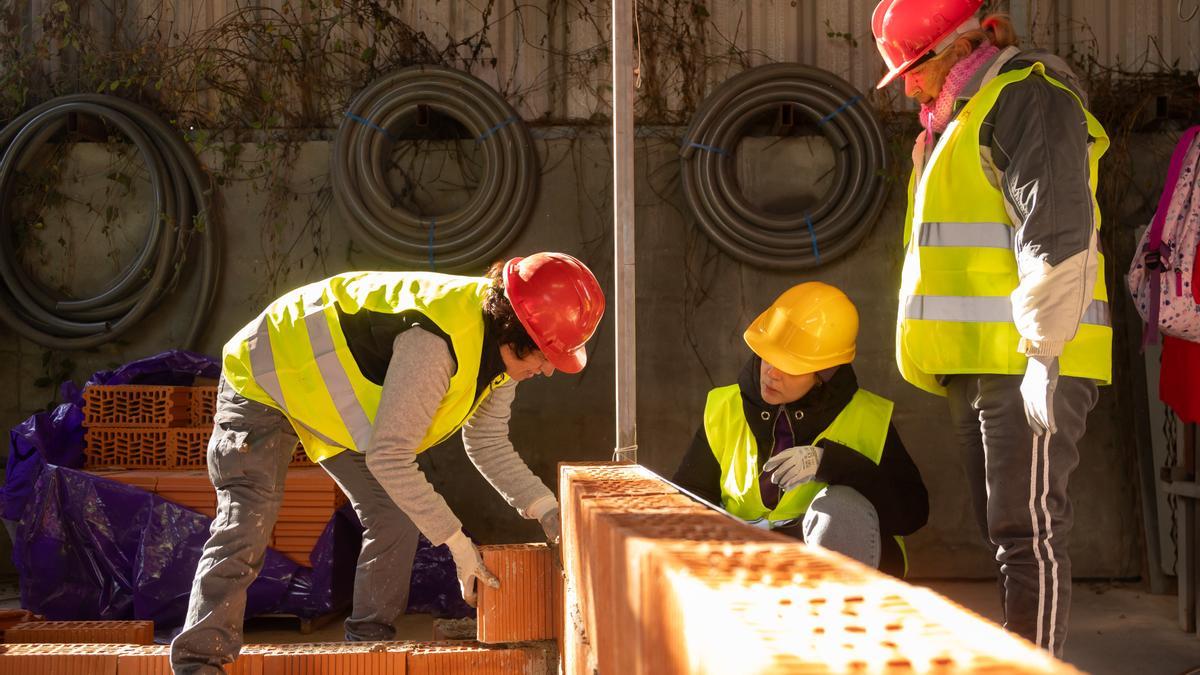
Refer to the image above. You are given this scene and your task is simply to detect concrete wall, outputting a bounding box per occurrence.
[0,130,1143,578]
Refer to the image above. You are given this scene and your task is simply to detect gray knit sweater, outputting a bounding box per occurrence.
[362,327,557,546]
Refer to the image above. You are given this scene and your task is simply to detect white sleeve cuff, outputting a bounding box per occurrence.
[524,494,558,521]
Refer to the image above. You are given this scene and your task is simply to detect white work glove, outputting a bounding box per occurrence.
[445,530,500,607]
[538,506,562,546]
[763,445,824,493]
[1020,354,1060,436]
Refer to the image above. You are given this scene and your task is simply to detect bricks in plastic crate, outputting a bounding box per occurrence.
[83,385,192,429]
[5,620,154,645]
[476,544,561,643]
[84,428,173,469]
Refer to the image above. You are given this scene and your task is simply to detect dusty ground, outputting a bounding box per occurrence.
[921,580,1200,675]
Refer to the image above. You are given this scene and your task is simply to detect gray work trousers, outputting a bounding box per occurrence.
[170,378,420,674]
[947,373,1097,656]
[802,485,882,569]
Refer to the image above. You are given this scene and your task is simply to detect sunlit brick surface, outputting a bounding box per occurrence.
[559,462,1080,675]
[406,642,546,675]
[477,544,561,643]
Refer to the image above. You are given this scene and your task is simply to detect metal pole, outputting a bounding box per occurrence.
[612,0,637,464]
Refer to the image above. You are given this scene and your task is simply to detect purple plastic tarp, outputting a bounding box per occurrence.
[3,350,472,634]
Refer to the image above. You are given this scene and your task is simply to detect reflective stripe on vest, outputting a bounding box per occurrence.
[904,295,1111,326]
[222,272,509,463]
[703,385,907,574]
[898,62,1112,396]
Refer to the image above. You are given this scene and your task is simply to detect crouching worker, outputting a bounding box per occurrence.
[673,282,928,576]
[171,252,605,674]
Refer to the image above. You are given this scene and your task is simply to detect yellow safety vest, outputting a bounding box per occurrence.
[898,63,1112,396]
[703,385,907,573]
[222,272,510,463]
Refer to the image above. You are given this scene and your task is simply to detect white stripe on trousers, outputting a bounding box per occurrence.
[1027,431,1058,652]
[1028,434,1047,647]
[1040,432,1059,654]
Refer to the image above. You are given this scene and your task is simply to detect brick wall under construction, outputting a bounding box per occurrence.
[558,462,1081,675]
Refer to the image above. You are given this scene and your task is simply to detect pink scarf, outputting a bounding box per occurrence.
[921,43,1000,136]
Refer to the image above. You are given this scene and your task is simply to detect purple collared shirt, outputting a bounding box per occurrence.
[759,409,793,509]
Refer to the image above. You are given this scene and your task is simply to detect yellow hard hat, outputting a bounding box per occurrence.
[744,282,858,375]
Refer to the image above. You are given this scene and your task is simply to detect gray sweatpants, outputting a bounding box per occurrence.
[803,485,882,569]
[947,374,1097,656]
[170,378,420,674]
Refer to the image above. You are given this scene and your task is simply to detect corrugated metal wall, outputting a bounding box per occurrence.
[14,0,1199,124]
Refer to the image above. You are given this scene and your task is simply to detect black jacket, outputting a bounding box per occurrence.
[672,357,929,574]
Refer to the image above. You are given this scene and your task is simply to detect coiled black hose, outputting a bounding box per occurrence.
[0,94,218,350]
[680,63,889,270]
[332,65,538,271]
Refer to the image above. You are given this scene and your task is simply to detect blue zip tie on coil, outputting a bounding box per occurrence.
[428,218,436,271]
[804,213,821,261]
[476,116,519,143]
[687,141,729,156]
[344,111,397,142]
[818,95,862,126]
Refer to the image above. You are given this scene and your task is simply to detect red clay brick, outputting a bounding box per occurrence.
[290,442,312,467]
[0,643,120,674]
[558,463,680,648]
[5,620,153,645]
[111,645,265,675]
[406,642,546,675]
[169,428,213,469]
[476,544,561,644]
[258,641,406,674]
[84,428,173,469]
[561,603,594,675]
[557,463,1081,675]
[190,387,218,427]
[83,385,191,429]
[642,541,1081,675]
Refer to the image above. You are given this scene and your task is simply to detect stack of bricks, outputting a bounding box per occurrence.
[95,467,344,566]
[5,621,153,645]
[83,384,340,566]
[83,385,312,470]
[559,462,1080,675]
[270,469,347,566]
[0,640,554,673]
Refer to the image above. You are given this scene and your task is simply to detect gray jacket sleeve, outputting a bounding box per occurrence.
[987,72,1099,357]
[362,327,462,546]
[461,381,558,519]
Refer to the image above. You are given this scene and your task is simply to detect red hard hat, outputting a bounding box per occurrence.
[872,0,983,88]
[503,252,605,374]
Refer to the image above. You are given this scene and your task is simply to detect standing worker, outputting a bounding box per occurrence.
[872,0,1110,654]
[170,252,605,674]
[673,283,928,577]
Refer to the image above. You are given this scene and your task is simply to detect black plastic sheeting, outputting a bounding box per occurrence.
[1,350,471,639]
